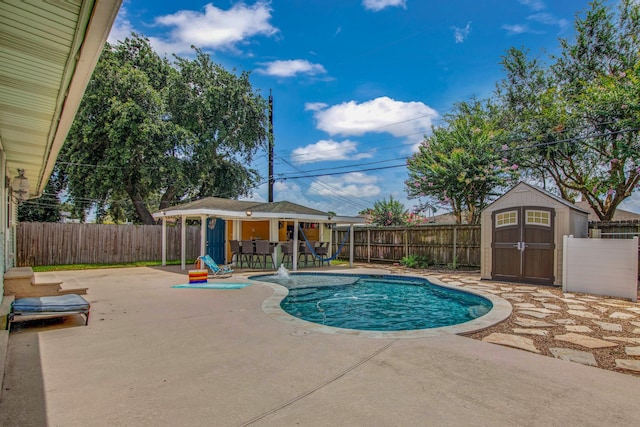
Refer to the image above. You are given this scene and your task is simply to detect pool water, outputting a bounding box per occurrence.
[251,273,492,331]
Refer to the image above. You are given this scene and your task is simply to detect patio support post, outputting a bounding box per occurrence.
[293,219,299,271]
[161,217,167,266]
[181,215,186,270]
[349,224,354,268]
[200,215,207,257]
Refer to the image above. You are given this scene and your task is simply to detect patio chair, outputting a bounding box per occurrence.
[197,255,233,278]
[280,241,294,268]
[253,240,275,270]
[298,241,317,268]
[240,240,256,268]
[229,240,241,266]
[315,242,330,266]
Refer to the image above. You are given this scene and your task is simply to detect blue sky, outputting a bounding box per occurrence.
[108,0,639,216]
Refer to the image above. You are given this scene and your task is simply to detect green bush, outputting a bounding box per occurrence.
[400,254,431,269]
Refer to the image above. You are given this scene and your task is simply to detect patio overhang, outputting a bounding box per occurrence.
[0,0,123,197]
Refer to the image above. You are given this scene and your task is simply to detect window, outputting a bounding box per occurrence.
[526,210,551,226]
[496,210,517,227]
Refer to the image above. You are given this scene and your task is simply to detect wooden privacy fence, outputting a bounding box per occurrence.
[334,225,481,267]
[16,222,200,267]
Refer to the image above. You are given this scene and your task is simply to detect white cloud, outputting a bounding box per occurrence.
[502,24,531,35]
[108,7,135,43]
[527,13,569,31]
[310,96,438,138]
[518,0,546,11]
[304,102,329,112]
[451,22,472,44]
[149,2,278,55]
[256,59,327,77]
[362,0,407,12]
[291,139,375,164]
[308,173,381,198]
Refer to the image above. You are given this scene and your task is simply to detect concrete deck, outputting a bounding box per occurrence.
[1,266,640,426]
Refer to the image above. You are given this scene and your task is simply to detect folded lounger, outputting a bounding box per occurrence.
[7,294,90,328]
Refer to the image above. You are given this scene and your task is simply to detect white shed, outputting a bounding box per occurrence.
[480,182,589,286]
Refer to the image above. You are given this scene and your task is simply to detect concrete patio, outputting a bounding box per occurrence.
[1,265,640,426]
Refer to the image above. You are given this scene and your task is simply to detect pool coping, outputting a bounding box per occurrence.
[256,272,513,339]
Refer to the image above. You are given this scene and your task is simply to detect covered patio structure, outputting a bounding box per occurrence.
[152,197,365,270]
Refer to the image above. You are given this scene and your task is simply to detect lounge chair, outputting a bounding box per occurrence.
[7,294,90,329]
[197,255,233,278]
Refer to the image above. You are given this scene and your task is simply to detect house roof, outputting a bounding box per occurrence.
[1,0,122,197]
[574,201,640,222]
[153,197,364,224]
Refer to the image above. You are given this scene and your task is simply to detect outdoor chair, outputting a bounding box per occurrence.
[315,242,330,266]
[7,294,90,329]
[240,240,256,268]
[253,240,275,270]
[280,241,294,268]
[298,241,317,268]
[229,240,241,266]
[197,255,233,278]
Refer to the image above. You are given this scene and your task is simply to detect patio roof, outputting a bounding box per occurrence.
[153,197,365,224]
[0,0,122,197]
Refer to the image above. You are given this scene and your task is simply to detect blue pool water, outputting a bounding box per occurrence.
[251,273,492,331]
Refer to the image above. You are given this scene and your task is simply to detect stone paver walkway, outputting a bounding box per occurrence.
[367,264,640,376]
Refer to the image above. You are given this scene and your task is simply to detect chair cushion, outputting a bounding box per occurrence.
[12,294,90,313]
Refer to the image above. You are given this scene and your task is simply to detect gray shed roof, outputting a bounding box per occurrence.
[484,182,590,215]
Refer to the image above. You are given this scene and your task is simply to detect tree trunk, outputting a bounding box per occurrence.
[126,188,155,225]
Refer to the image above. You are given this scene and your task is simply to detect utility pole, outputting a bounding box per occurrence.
[268,89,274,202]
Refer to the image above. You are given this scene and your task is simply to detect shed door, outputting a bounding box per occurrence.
[491,207,555,285]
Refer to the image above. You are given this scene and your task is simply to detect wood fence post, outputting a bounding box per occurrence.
[367,229,371,263]
[404,228,408,259]
[453,226,457,269]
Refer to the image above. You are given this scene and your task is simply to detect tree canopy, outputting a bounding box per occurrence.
[495,0,640,220]
[58,34,268,224]
[406,100,518,224]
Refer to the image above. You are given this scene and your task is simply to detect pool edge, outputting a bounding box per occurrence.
[256,273,513,339]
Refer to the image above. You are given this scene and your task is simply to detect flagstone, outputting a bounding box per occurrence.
[521,307,557,314]
[609,312,635,319]
[603,336,640,344]
[632,328,640,334]
[554,333,618,349]
[532,293,557,298]
[625,307,640,314]
[517,310,551,319]
[565,325,593,333]
[567,305,587,310]
[567,310,600,319]
[499,287,513,291]
[501,293,528,298]
[483,333,540,353]
[625,346,640,356]
[592,321,623,332]
[631,321,640,328]
[515,317,556,327]
[558,298,581,303]
[593,306,609,313]
[513,328,548,336]
[502,296,524,302]
[615,359,640,372]
[599,302,629,308]
[576,296,601,301]
[542,303,562,310]
[533,298,549,302]
[549,348,598,367]
[514,303,537,309]
[554,319,576,325]
[447,281,463,286]
[562,293,576,298]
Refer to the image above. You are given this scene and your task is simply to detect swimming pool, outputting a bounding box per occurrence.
[251,272,495,332]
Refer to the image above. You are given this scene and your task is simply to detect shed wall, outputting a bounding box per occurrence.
[480,183,588,286]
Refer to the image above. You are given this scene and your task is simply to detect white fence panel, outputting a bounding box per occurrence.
[562,235,638,302]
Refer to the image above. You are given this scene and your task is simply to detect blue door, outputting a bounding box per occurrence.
[206,218,226,264]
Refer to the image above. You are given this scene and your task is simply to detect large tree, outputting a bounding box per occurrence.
[59,34,268,224]
[406,100,518,224]
[496,0,640,220]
